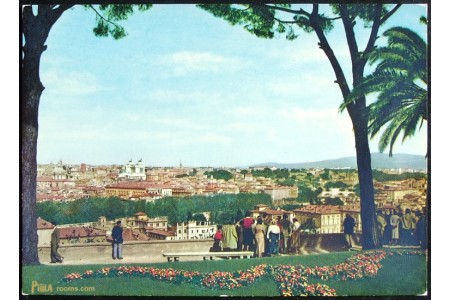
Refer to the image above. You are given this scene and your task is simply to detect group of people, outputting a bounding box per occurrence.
[213,212,302,257]
[377,208,427,248]
[342,208,427,250]
[50,208,427,263]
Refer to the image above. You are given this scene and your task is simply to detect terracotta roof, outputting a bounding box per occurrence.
[105,182,155,189]
[37,194,65,201]
[59,227,106,239]
[294,205,341,215]
[145,228,176,236]
[264,186,293,190]
[122,228,149,241]
[252,208,287,215]
[37,217,54,230]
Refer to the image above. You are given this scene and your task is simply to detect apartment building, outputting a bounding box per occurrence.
[104,182,155,199]
[263,186,298,201]
[293,205,343,234]
[129,212,169,232]
[175,221,217,240]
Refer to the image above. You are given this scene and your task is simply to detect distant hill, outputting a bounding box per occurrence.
[251,153,427,170]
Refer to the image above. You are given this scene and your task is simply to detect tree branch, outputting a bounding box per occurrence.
[87,4,122,29]
[339,5,359,67]
[362,5,383,67]
[264,4,310,16]
[264,4,341,21]
[273,16,301,25]
[310,4,351,102]
[380,4,402,25]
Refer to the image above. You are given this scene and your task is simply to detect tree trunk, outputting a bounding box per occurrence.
[309,6,381,250]
[352,113,381,250]
[21,51,44,265]
[21,5,60,265]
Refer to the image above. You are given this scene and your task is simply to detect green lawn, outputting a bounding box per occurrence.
[21,250,427,297]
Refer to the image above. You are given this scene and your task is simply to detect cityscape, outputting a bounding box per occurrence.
[36,158,427,247]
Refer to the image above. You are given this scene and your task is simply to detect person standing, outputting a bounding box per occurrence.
[414,209,427,249]
[266,219,281,256]
[290,218,301,254]
[50,223,64,263]
[253,216,266,258]
[376,210,387,246]
[276,216,283,253]
[343,214,355,248]
[212,225,223,252]
[280,214,292,254]
[262,213,271,254]
[401,209,415,245]
[221,224,238,251]
[235,219,243,251]
[383,211,392,245]
[112,220,124,259]
[390,210,401,246]
[241,212,255,251]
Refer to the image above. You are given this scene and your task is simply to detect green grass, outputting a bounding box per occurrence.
[21,250,427,297]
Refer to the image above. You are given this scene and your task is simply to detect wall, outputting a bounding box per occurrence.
[38,233,362,265]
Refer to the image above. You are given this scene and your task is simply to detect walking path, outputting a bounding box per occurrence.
[39,245,421,266]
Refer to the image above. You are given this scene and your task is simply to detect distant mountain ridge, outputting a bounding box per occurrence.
[251,153,427,170]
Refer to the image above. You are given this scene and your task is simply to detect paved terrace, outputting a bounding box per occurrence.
[38,233,363,265]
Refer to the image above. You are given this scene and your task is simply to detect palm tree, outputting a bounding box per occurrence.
[343,26,427,156]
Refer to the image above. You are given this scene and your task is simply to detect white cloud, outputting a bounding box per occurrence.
[171,133,233,146]
[278,107,352,132]
[161,51,243,75]
[268,73,340,100]
[41,69,105,96]
[148,89,213,103]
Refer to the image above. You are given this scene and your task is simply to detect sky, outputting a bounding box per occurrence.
[35,4,428,167]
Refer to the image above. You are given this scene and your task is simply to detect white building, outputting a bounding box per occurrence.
[263,186,298,201]
[175,221,217,240]
[147,186,173,197]
[37,217,55,247]
[118,159,146,180]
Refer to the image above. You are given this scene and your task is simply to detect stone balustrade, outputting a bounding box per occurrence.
[39,233,362,265]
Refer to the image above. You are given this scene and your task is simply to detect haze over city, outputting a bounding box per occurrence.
[35,4,428,167]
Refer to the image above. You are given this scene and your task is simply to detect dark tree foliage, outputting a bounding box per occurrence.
[320,169,330,180]
[38,194,273,226]
[298,184,322,204]
[252,168,289,179]
[280,204,301,211]
[204,169,233,181]
[322,197,345,206]
[324,181,350,190]
[37,197,145,225]
[372,170,427,182]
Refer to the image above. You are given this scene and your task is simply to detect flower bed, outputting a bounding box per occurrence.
[61,250,425,297]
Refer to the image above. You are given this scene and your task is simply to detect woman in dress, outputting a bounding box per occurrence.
[253,216,266,257]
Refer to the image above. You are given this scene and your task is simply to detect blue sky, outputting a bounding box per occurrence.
[36,4,428,167]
